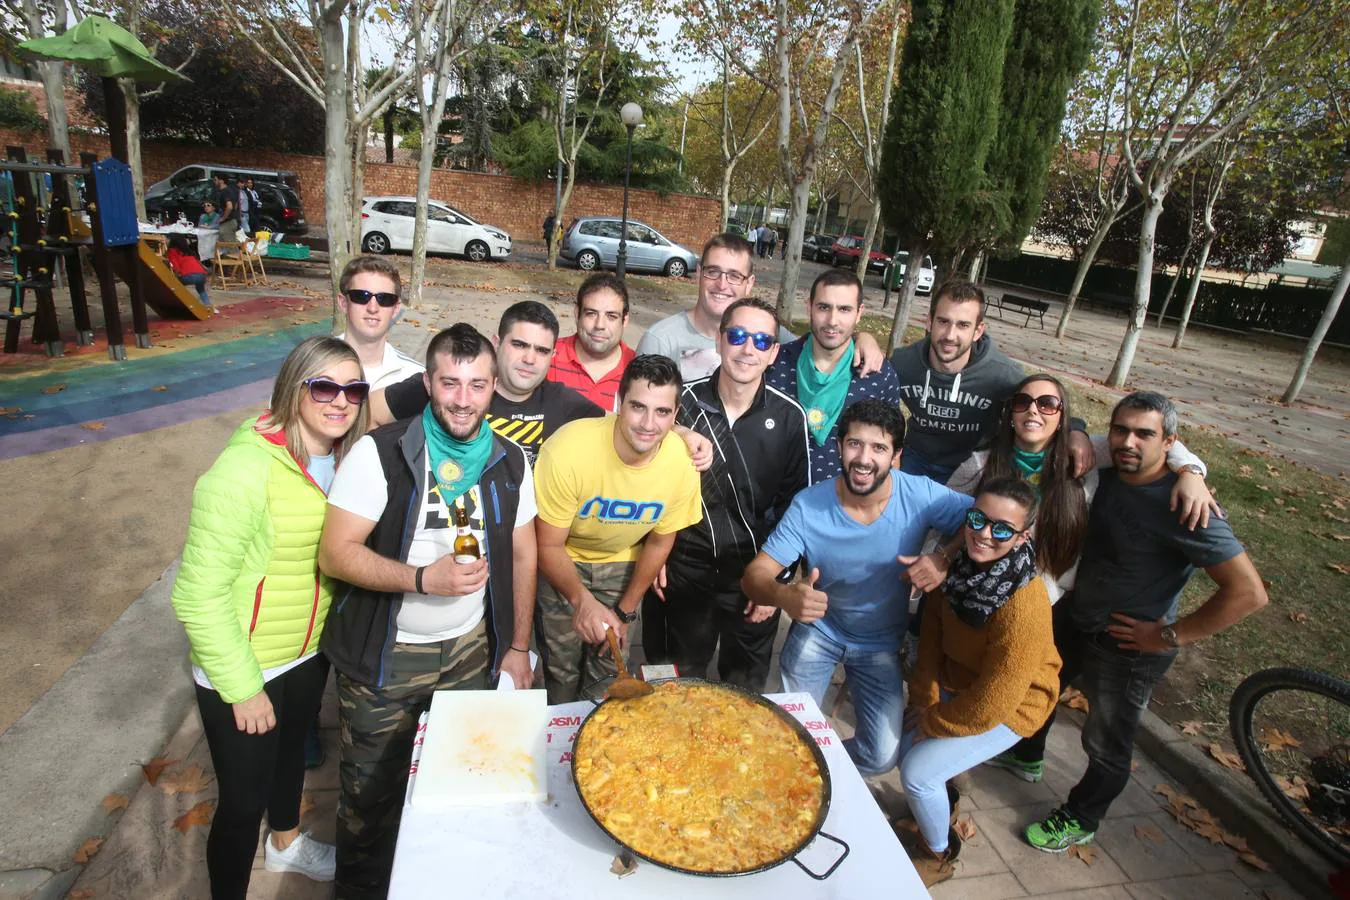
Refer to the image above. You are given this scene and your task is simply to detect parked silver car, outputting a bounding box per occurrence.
[559,217,698,277]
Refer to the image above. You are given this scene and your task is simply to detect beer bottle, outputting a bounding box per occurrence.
[453,503,481,563]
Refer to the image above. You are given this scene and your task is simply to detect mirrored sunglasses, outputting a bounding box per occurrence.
[1010,392,1063,415]
[723,325,776,351]
[965,508,1025,542]
[304,377,370,405]
[344,288,400,308]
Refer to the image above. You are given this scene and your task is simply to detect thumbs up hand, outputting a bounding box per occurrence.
[899,551,949,593]
[784,567,829,624]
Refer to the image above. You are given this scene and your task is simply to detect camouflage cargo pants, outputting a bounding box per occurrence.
[536,560,637,704]
[334,620,490,900]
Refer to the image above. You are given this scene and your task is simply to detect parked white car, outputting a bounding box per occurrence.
[360,196,511,261]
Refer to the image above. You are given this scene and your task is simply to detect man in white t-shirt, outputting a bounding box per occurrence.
[334,255,424,390]
[318,323,536,898]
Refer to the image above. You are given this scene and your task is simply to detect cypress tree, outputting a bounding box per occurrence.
[878,0,1016,350]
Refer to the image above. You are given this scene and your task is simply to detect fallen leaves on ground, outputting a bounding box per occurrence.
[1068,843,1097,865]
[0,406,20,415]
[1237,464,1253,477]
[100,793,129,815]
[1289,611,1309,623]
[158,763,212,796]
[1208,742,1246,771]
[1180,721,1203,736]
[141,755,178,785]
[1275,774,1310,803]
[1260,728,1302,752]
[1156,783,1200,810]
[68,891,95,899]
[173,800,215,834]
[80,422,106,431]
[955,817,977,841]
[41,383,66,394]
[1134,823,1165,842]
[1059,686,1090,713]
[73,836,104,863]
[1329,563,1350,576]
[1239,851,1271,870]
[1331,534,1350,542]
[152,384,168,392]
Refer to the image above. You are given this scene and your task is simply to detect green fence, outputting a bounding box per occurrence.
[985,255,1346,343]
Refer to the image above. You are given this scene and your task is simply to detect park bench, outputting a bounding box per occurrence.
[988,292,1050,329]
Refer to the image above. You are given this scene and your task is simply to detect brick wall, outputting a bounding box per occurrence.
[0,127,723,250]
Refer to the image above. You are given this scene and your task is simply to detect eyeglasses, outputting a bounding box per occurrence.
[1010,392,1063,415]
[965,508,1027,542]
[700,266,750,286]
[303,377,370,405]
[723,326,776,351]
[344,288,400,308]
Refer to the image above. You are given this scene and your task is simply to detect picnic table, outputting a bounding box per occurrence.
[138,222,217,261]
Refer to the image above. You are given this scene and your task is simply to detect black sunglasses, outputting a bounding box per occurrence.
[344,288,400,308]
[965,508,1027,542]
[1010,392,1063,415]
[304,377,370,405]
[723,325,776,351]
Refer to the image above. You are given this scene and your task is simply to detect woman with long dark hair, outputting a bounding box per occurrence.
[171,336,369,898]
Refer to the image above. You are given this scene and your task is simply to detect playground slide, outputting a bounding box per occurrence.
[108,241,211,321]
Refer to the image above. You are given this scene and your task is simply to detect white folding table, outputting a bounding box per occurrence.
[389,692,929,898]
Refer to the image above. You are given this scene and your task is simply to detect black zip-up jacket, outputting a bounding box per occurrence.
[668,370,812,586]
[321,414,527,688]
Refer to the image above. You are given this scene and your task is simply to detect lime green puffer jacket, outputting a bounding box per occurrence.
[171,417,332,703]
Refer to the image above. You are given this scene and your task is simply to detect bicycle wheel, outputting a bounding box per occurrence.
[1230,667,1350,865]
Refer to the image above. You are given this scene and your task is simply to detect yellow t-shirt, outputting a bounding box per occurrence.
[534,416,703,564]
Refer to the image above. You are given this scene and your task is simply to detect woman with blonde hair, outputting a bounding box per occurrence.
[172,335,369,898]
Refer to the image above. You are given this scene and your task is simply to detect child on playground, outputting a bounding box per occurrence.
[166,235,211,309]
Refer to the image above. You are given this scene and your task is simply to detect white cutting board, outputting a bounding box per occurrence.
[410,689,549,807]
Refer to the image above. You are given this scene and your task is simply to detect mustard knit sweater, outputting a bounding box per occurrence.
[908,577,1062,739]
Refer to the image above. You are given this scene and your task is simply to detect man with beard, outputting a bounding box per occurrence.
[548,273,635,412]
[318,324,538,898]
[371,301,603,465]
[645,298,811,689]
[743,398,971,777]
[534,355,703,702]
[767,269,901,484]
[1008,392,1266,854]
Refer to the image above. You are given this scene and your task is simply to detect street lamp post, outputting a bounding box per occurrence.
[616,101,643,279]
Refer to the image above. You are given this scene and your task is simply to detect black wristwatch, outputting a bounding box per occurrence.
[614,605,638,624]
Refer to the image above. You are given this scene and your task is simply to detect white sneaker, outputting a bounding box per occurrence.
[264,831,336,881]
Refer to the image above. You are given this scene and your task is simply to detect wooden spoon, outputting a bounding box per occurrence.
[604,626,653,700]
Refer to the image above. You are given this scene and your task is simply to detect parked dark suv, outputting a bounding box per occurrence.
[145,179,309,235]
[800,233,837,262]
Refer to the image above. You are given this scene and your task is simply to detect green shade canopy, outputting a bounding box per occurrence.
[18,15,189,84]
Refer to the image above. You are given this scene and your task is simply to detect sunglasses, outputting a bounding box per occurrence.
[965,508,1027,542]
[1010,392,1063,415]
[344,288,400,308]
[304,377,370,405]
[700,266,750,286]
[723,326,776,351]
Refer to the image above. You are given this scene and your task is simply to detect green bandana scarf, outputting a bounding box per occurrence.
[1012,446,1047,495]
[421,405,493,506]
[796,336,854,446]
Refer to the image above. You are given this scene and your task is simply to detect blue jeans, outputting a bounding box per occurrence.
[898,700,1020,852]
[178,272,209,304]
[779,623,903,776]
[899,446,956,485]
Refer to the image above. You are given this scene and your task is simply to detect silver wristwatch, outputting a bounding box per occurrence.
[1160,625,1180,648]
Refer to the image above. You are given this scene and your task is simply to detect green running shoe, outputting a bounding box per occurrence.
[985,750,1044,783]
[1025,807,1095,852]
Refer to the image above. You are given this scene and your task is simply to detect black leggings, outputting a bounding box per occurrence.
[195,654,329,900]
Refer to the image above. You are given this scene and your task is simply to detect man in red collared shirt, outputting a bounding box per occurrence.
[548,273,636,412]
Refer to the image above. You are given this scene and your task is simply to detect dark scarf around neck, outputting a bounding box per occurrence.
[942,540,1037,628]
